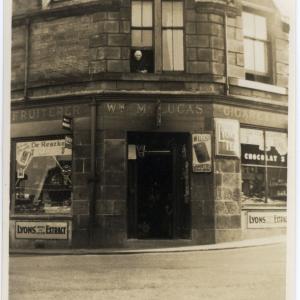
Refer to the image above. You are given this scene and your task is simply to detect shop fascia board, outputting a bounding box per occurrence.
[11,90,288,115]
[229,77,287,95]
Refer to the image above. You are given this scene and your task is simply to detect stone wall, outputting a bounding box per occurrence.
[11,0,289,96]
[94,130,127,247]
[214,158,242,242]
[72,126,91,247]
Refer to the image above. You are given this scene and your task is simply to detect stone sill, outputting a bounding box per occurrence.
[229,77,287,95]
[10,214,73,220]
[11,73,225,92]
[241,205,286,211]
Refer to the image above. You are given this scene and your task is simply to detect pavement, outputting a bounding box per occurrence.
[10,234,286,255]
[9,242,287,300]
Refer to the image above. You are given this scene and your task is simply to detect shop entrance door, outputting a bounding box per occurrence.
[127,132,191,239]
[137,152,173,238]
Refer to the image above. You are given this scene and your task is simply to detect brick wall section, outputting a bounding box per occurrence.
[214,158,242,242]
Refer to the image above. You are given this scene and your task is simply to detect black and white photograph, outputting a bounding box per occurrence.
[2,0,296,299]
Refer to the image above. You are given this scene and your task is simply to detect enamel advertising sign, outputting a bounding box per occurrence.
[192,134,212,172]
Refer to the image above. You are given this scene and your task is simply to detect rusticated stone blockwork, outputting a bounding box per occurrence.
[93,130,127,246]
[214,158,242,242]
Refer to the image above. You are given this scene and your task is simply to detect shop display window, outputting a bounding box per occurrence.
[240,128,287,205]
[14,138,72,214]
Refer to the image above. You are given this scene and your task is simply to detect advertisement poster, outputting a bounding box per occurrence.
[15,221,68,240]
[247,211,287,229]
[215,118,240,157]
[192,134,212,172]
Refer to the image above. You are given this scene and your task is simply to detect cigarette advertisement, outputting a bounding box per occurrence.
[192,134,212,172]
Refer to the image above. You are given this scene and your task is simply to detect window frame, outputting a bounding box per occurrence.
[161,0,185,72]
[242,7,273,84]
[11,135,73,216]
[240,126,287,206]
[130,0,185,73]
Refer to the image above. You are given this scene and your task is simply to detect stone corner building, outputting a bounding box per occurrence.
[10,0,289,249]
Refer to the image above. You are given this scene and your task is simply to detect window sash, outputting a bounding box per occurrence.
[131,1,153,28]
[162,29,184,71]
[244,38,268,75]
[132,29,153,47]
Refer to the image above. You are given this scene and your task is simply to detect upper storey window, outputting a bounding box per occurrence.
[131,1,154,73]
[242,11,271,83]
[162,0,184,71]
[130,0,184,73]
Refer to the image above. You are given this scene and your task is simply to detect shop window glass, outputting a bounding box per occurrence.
[14,138,72,214]
[241,166,265,203]
[240,128,287,205]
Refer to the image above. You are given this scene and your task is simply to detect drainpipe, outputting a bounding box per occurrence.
[24,18,31,100]
[88,97,97,245]
[224,9,230,96]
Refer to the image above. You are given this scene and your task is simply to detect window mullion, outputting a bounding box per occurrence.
[263,130,268,203]
[154,0,162,73]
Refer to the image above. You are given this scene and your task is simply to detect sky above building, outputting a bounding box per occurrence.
[273,0,292,17]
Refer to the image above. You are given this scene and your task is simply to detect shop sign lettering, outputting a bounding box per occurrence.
[192,134,212,172]
[213,104,287,128]
[15,221,68,239]
[103,103,204,115]
[247,212,287,228]
[241,144,287,167]
[11,104,89,123]
[215,118,240,157]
